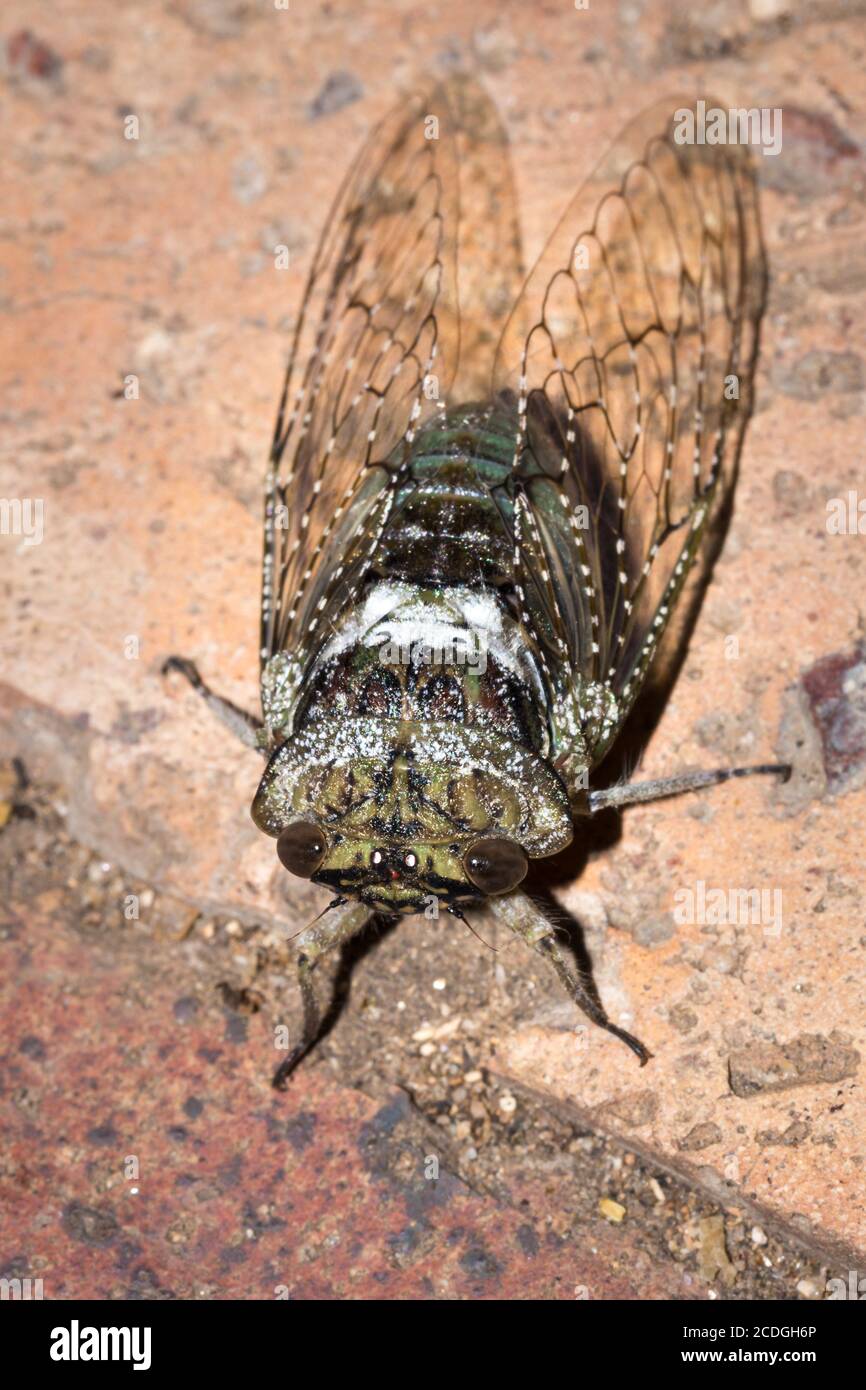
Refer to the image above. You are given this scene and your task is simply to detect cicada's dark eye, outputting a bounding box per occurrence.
[276,822,329,878]
[462,837,528,895]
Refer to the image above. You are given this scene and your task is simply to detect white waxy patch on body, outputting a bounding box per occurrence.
[308,581,545,707]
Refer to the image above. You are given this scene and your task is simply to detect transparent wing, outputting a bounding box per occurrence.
[262,77,523,671]
[493,99,766,764]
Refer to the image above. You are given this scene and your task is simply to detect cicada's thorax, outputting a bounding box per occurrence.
[253,407,574,912]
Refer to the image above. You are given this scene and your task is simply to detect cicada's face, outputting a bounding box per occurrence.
[269,821,531,916]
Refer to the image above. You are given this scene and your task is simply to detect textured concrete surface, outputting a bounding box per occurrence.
[2,830,726,1300]
[0,791,840,1300]
[2,0,866,1281]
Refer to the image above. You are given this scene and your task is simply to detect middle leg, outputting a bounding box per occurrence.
[162,654,264,751]
[588,761,791,813]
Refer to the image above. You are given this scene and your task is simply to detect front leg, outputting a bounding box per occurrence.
[272,899,373,1089]
[162,655,264,752]
[492,891,651,1065]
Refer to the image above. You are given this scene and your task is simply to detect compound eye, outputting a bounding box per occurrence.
[276,822,329,879]
[462,837,528,895]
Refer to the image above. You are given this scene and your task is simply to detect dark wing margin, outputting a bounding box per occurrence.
[261,85,462,670]
[493,99,766,764]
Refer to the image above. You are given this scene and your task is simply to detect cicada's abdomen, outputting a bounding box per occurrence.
[371,405,517,588]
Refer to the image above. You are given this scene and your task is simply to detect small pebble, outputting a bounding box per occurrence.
[498,1092,517,1115]
[432,978,446,991]
[599,1198,626,1224]
[751,1226,768,1246]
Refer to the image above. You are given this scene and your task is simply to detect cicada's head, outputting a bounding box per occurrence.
[251,718,573,917]
[259,820,533,915]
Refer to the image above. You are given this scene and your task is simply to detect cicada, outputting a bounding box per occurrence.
[165,78,789,1087]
